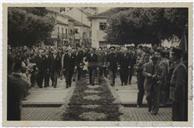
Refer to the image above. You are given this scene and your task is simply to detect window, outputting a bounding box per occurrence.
[65,29,68,38]
[99,22,107,31]
[62,27,64,34]
[74,28,79,34]
[61,27,64,38]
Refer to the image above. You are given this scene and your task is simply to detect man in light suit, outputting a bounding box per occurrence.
[143,53,162,115]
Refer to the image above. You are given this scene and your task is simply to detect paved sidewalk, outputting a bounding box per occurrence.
[21,78,76,120]
[105,75,146,105]
[22,78,75,106]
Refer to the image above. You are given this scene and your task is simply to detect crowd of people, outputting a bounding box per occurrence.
[7,44,188,121]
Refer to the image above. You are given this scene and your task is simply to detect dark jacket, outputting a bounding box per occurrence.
[63,53,76,70]
[75,51,84,66]
[7,73,29,120]
[86,53,98,67]
[107,52,118,70]
[49,54,61,73]
[118,53,130,69]
[170,62,187,121]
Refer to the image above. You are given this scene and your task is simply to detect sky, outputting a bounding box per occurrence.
[97,7,111,13]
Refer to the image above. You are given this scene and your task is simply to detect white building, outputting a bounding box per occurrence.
[60,8,94,47]
[89,9,113,48]
[47,8,69,46]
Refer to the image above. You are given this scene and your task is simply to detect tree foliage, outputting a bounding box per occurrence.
[105,8,188,45]
[8,7,55,47]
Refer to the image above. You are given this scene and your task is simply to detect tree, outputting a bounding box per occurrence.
[8,7,55,47]
[105,8,188,46]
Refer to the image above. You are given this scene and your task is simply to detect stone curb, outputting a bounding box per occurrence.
[104,77,121,104]
[104,77,171,108]
[60,82,76,113]
[22,82,76,107]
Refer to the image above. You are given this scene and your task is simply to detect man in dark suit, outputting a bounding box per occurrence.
[36,51,44,88]
[118,48,131,86]
[128,49,136,84]
[170,48,187,121]
[97,48,104,84]
[42,51,50,87]
[86,48,98,85]
[63,49,76,88]
[49,50,61,88]
[75,49,84,80]
[107,47,118,86]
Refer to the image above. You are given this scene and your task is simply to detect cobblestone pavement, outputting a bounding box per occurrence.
[21,107,64,120]
[21,106,171,121]
[119,106,172,121]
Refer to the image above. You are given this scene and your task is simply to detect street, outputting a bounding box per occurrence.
[21,75,172,121]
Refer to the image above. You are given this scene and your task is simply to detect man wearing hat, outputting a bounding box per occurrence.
[143,52,162,115]
[107,47,118,86]
[170,47,187,121]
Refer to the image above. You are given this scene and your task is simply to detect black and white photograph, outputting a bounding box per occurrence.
[3,3,193,127]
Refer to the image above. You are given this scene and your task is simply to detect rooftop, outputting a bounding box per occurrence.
[88,8,118,19]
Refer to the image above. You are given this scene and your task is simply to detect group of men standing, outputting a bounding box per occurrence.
[8,45,188,121]
[135,46,187,121]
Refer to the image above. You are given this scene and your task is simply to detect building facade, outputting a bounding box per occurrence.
[46,7,93,47]
[90,18,107,48]
[60,8,93,47]
[89,9,113,48]
[47,8,69,47]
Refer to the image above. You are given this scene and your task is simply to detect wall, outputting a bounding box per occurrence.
[91,18,107,48]
[47,9,69,46]
[62,8,91,27]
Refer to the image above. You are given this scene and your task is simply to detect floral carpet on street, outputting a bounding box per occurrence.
[63,76,121,121]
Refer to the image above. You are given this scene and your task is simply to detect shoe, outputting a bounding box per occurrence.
[151,111,157,115]
[148,108,152,112]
